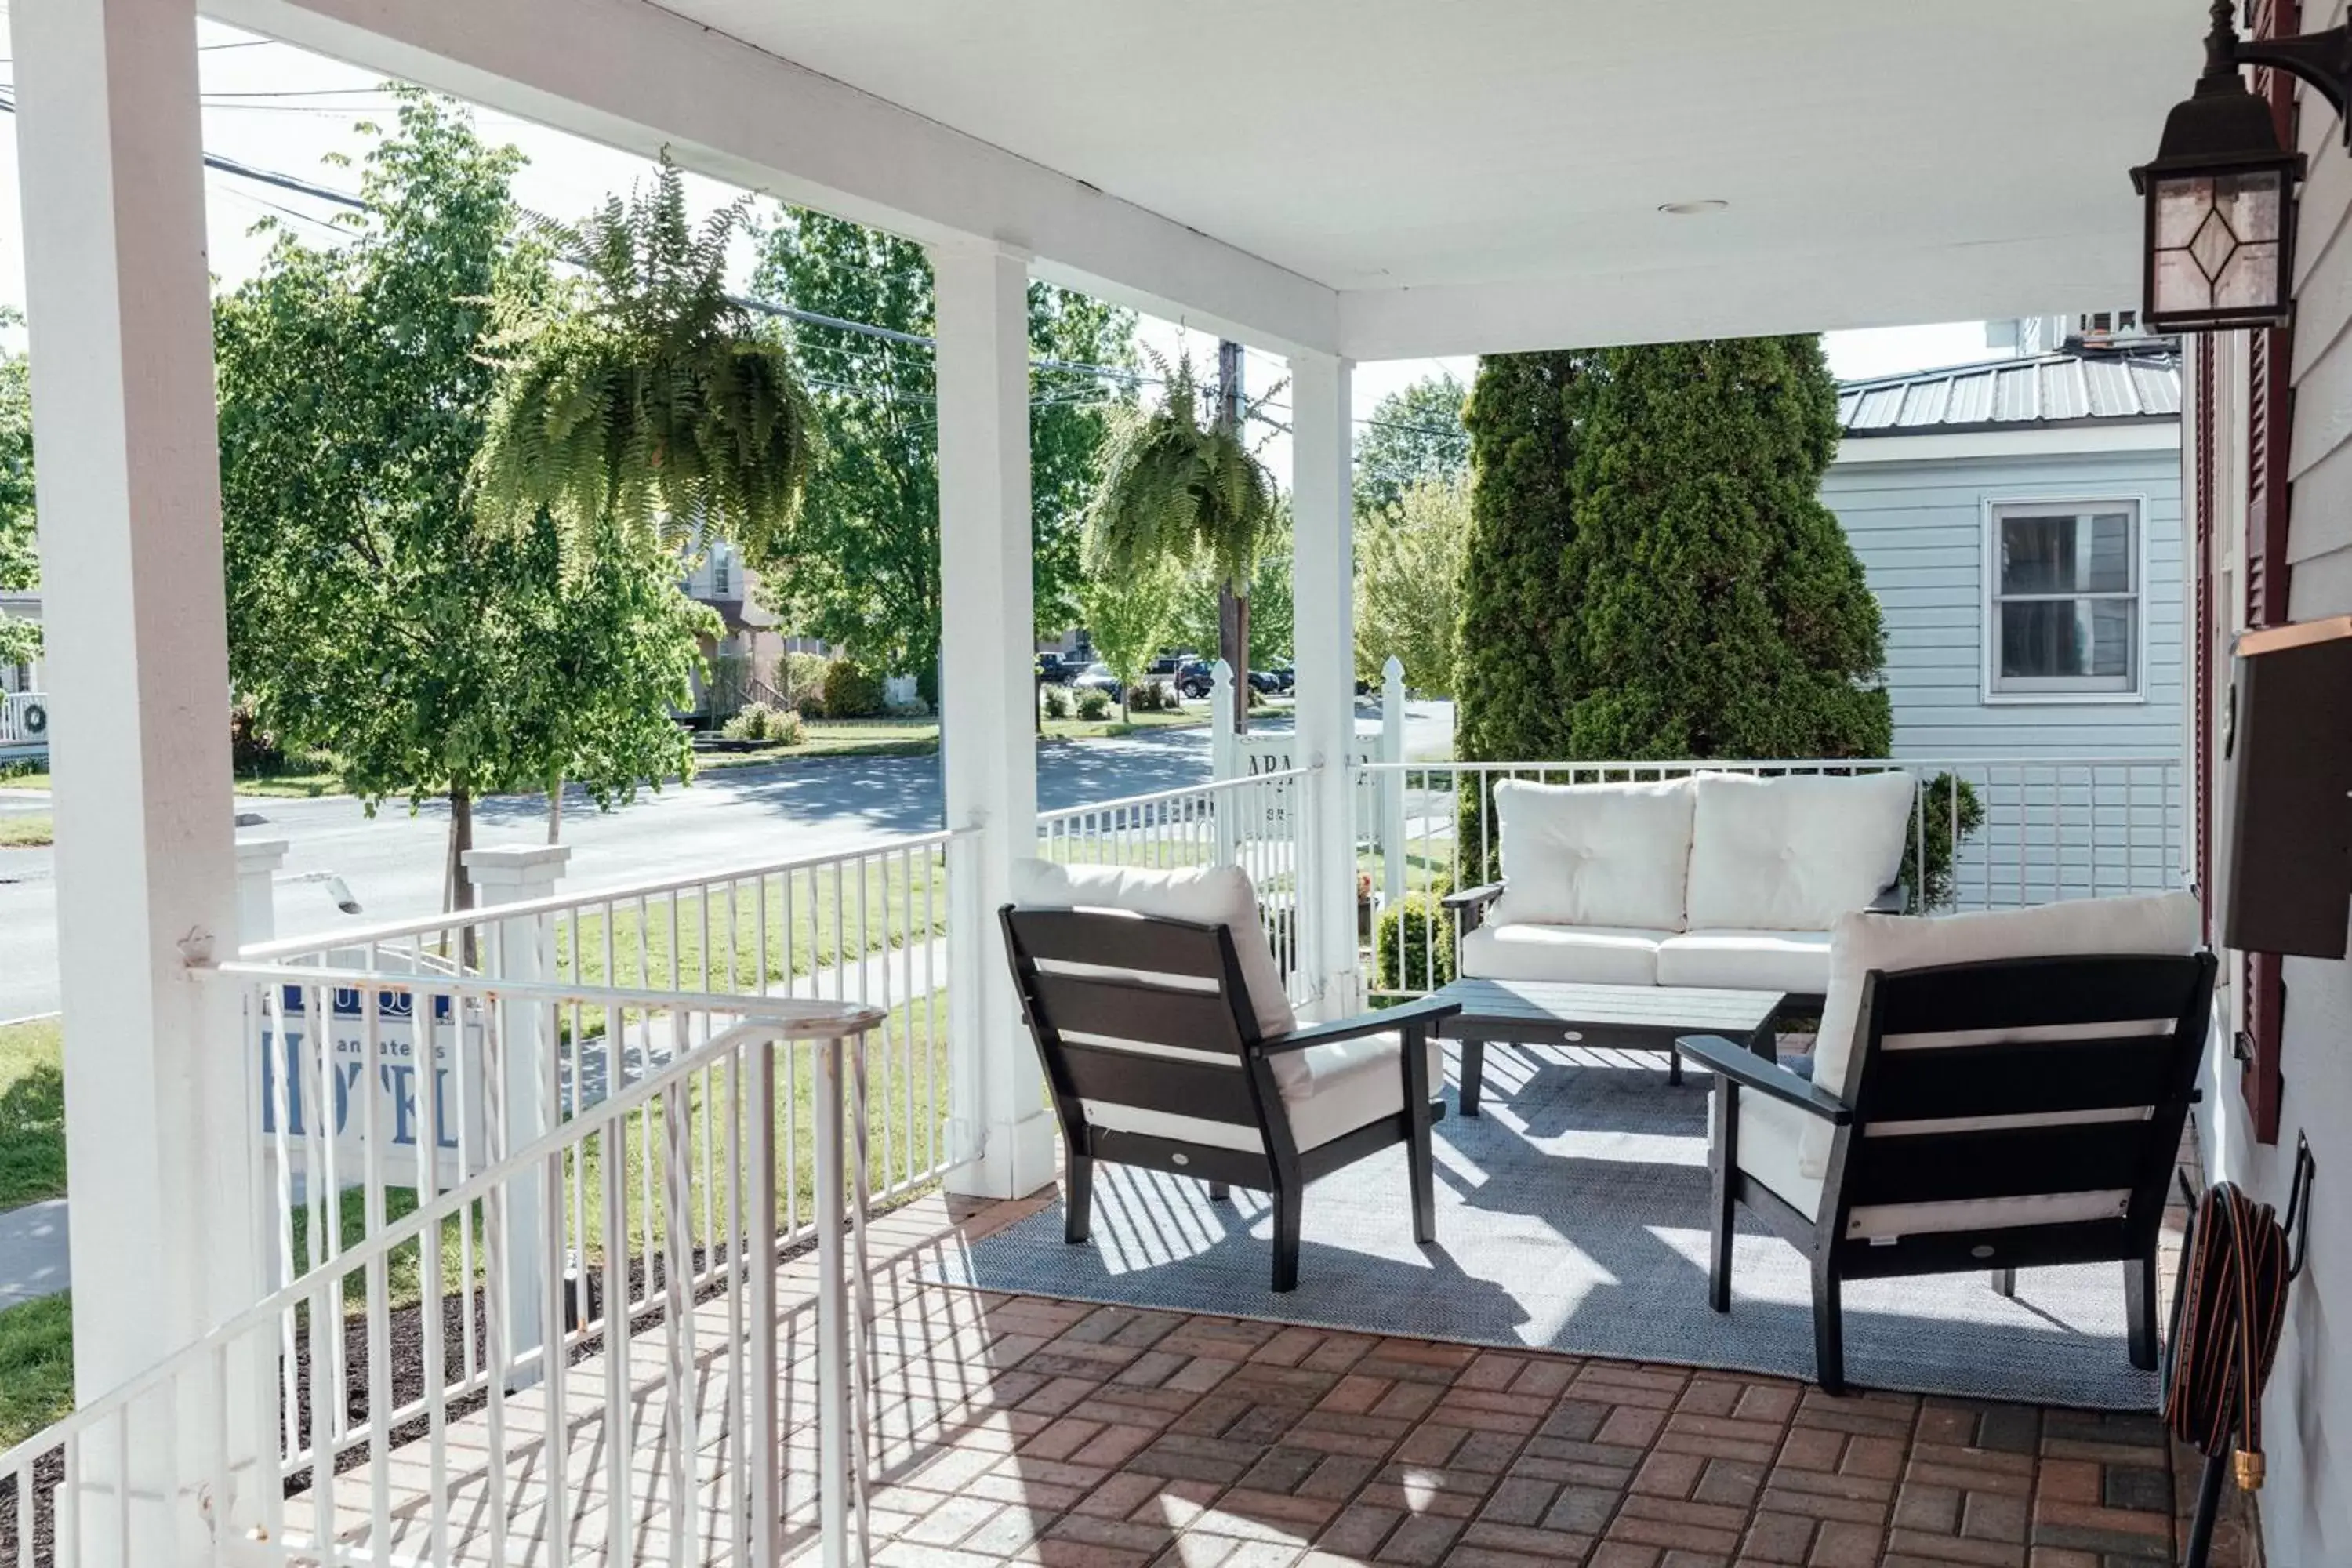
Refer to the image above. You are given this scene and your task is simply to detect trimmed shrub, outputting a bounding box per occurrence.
[1075,689,1111,721]
[1041,684,1072,720]
[782,651,830,715]
[1127,680,1170,713]
[1374,889,1457,993]
[821,659,886,719]
[1899,771,1987,912]
[720,702,804,746]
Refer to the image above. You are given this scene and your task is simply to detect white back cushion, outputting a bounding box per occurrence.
[1797,890,2203,1179]
[1008,858,1297,1044]
[1487,778,1694,931]
[1685,771,1915,932]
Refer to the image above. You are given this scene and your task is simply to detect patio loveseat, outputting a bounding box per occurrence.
[1445,771,1916,1008]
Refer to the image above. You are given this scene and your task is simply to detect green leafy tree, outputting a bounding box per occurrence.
[749,213,1135,688]
[1558,337,1889,758]
[1354,371,1468,520]
[1080,557,1183,723]
[1454,351,1590,767]
[0,321,34,669]
[215,94,716,909]
[1356,477,1468,695]
[472,154,818,564]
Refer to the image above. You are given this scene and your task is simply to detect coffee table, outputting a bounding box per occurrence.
[1428,978,1784,1116]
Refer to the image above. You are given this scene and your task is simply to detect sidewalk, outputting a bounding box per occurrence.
[0,1198,66,1309]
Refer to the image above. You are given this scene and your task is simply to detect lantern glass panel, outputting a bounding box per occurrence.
[2220,170,2283,246]
[2217,241,2282,308]
[2154,175,2214,246]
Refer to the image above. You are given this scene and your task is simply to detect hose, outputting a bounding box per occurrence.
[2162,1179,2295,1490]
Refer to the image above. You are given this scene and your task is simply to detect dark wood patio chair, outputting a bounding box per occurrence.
[1680,949,2217,1393]
[1001,904,1461,1292]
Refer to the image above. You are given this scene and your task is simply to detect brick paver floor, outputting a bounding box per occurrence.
[826,1184,2220,1568]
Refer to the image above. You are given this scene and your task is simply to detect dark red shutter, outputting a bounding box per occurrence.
[2236,0,2296,1144]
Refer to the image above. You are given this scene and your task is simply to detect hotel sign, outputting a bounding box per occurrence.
[258,985,490,1185]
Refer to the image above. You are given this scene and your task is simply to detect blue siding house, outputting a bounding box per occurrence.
[1823,340,2184,905]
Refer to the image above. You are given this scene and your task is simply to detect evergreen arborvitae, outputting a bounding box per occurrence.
[1454,351,1588,764]
[1557,336,1889,759]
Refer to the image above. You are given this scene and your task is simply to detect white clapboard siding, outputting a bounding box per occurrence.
[1824,444,2187,900]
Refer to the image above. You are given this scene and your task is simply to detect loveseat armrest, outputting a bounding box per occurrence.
[1867,879,1908,914]
[1258,993,1462,1054]
[1441,880,1507,937]
[1677,1034,1853,1124]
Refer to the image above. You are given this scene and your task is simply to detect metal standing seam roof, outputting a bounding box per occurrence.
[1837,350,2180,436]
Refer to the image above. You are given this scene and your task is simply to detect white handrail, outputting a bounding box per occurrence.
[208,959,889,1036]
[240,826,973,960]
[1036,764,1312,823]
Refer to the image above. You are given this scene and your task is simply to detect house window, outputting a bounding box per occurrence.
[1986,501,2143,698]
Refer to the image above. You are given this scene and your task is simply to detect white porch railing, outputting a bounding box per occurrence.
[1038,766,1321,1010]
[0,690,49,750]
[241,830,971,1209]
[1358,756,2187,994]
[0,967,884,1568]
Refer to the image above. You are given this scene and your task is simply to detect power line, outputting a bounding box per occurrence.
[0,87,370,212]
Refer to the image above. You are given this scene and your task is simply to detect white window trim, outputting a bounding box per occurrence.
[1979,494,2151,706]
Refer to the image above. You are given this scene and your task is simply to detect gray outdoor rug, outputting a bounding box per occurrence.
[927,1044,2160,1410]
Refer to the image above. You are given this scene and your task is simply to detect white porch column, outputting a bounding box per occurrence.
[1289,351,1361,1017]
[235,837,289,946]
[932,240,1054,1199]
[17,0,256,1406]
[465,844,571,1381]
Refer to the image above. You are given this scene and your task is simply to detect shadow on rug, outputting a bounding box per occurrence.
[926,1044,2158,1410]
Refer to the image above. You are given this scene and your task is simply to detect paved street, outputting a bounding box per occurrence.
[0,702,1451,1021]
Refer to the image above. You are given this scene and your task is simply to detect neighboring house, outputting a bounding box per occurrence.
[680,539,830,717]
[1824,328,2183,903]
[0,590,45,760]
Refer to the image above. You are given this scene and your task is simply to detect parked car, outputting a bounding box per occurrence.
[1174,659,1215,699]
[1247,669,1284,695]
[1072,661,1125,701]
[1267,662,1295,692]
[1035,652,1080,684]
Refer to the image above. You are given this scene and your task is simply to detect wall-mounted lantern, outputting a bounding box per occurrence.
[2134,0,2352,332]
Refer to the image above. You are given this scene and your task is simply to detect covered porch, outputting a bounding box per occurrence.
[1,1,2236,1564]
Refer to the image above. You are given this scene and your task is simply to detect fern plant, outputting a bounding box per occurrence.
[1084,347,1281,592]
[472,153,817,562]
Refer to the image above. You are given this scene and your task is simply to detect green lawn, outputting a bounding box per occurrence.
[0,1294,74,1449]
[0,1018,64,1210]
[558,853,950,994]
[0,814,52,848]
[693,707,1209,769]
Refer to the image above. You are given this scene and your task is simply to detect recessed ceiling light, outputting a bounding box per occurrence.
[1658,199,1729,216]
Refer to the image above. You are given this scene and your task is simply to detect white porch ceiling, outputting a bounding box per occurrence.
[648,0,2210,355]
[219,0,2216,358]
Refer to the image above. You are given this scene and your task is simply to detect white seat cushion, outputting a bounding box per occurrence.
[1730,1089,1824,1220]
[1487,778,1694,932]
[1797,890,2204,1181]
[1685,772,1915,932]
[1083,1033,1443,1154]
[1656,929,1832,994]
[1457,923,1668,986]
[1010,858,1296,1046]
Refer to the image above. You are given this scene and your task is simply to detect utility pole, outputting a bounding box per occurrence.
[1216,337,1250,735]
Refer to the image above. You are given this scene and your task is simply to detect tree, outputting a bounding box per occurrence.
[1557,337,1889,758]
[749,212,1136,687]
[215,93,716,911]
[1086,348,1281,729]
[1454,351,1590,767]
[1354,371,1468,520]
[1080,557,1182,723]
[0,320,34,669]
[471,154,818,565]
[1356,477,1468,695]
